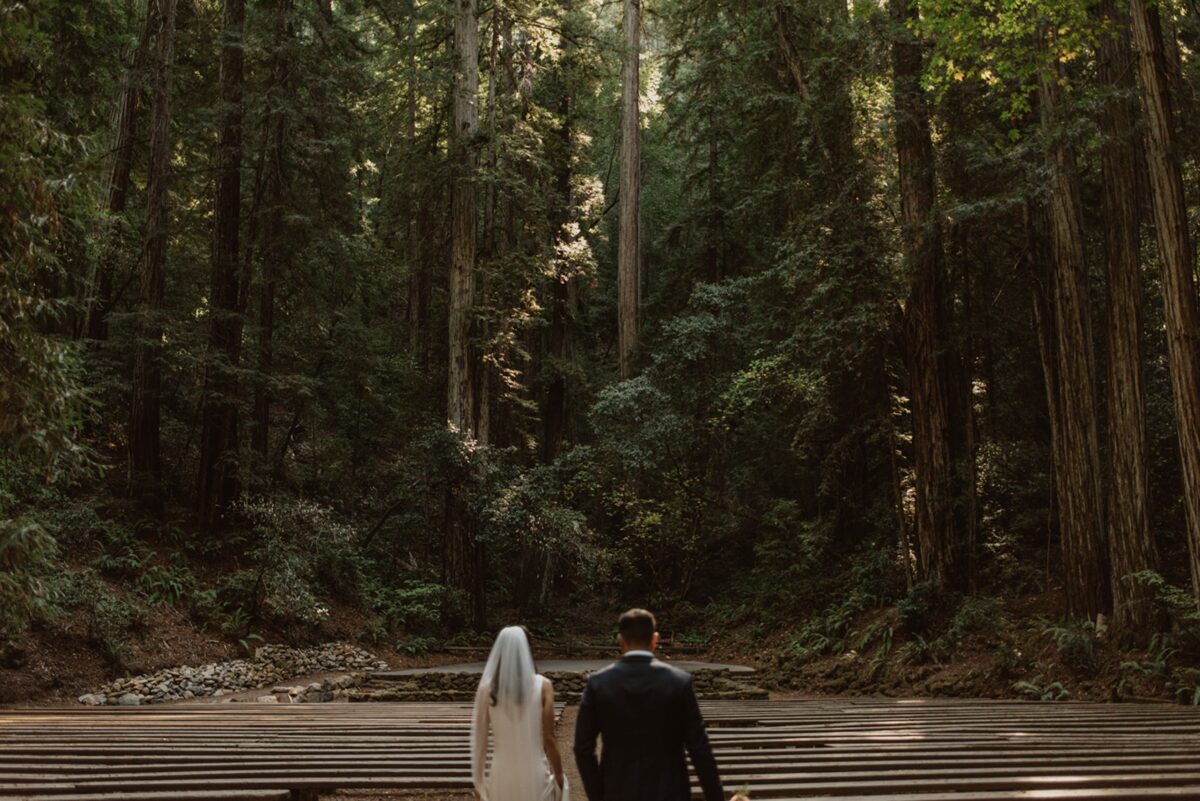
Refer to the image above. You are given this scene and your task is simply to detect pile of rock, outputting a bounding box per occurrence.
[78,643,388,706]
[347,667,767,703]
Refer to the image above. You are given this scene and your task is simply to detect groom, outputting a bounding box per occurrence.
[573,609,746,801]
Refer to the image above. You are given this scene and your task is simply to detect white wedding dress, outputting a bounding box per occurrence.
[471,628,569,801]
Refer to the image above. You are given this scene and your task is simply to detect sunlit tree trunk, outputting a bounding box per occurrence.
[197,0,246,527]
[892,0,965,591]
[1130,0,1200,605]
[1037,32,1109,619]
[617,0,640,380]
[1097,0,1156,639]
[130,0,178,497]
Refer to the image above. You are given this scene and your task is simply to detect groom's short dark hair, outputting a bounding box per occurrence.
[618,608,656,647]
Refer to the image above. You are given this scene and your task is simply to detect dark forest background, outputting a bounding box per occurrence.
[3,0,1200,702]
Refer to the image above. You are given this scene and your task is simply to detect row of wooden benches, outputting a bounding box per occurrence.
[1,699,1198,800]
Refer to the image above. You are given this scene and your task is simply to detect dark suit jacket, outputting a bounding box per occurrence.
[573,654,724,801]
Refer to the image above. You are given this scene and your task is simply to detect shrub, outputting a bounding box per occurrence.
[1044,619,1099,675]
[0,517,59,638]
[233,496,363,626]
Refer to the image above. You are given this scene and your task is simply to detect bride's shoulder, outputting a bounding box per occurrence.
[536,673,554,691]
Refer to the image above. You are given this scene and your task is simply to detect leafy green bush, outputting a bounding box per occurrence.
[897,582,939,634]
[944,596,1003,643]
[1044,620,1099,675]
[233,495,363,626]
[366,579,446,633]
[58,571,143,666]
[137,560,194,608]
[0,517,60,639]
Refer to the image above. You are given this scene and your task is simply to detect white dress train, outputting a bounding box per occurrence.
[472,675,568,801]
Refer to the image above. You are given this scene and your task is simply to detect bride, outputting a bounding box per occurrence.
[471,626,568,801]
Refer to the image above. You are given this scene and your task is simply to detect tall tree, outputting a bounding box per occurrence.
[891,0,966,591]
[129,0,179,494]
[448,0,478,438]
[1096,0,1156,637]
[1037,27,1108,619]
[617,0,640,380]
[544,20,574,464]
[447,0,485,628]
[253,0,293,461]
[1130,0,1200,605]
[197,0,247,526]
[84,0,156,341]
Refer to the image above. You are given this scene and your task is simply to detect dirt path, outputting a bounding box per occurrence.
[557,703,584,797]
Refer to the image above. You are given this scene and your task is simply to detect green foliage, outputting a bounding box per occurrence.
[58,571,143,666]
[1043,619,1099,675]
[396,635,438,656]
[0,2,94,477]
[1013,674,1070,701]
[366,579,446,634]
[234,496,363,626]
[136,561,193,608]
[0,518,60,639]
[1129,571,1200,651]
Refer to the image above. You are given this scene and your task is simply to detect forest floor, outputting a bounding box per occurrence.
[5,587,1196,708]
[4,529,1197,707]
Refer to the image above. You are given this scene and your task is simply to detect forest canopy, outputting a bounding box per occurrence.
[3,0,1200,697]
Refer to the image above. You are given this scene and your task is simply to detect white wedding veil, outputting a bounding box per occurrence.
[470,625,545,801]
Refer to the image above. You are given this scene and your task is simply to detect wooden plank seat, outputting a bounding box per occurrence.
[2,699,1199,800]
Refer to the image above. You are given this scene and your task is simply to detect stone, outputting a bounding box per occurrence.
[78,693,105,706]
[118,693,142,706]
[256,695,278,703]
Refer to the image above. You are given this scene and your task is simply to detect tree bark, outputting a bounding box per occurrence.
[446,0,485,629]
[253,0,292,460]
[197,0,247,527]
[1097,0,1156,639]
[448,0,478,438]
[544,27,574,464]
[130,0,179,495]
[1037,35,1109,619]
[404,0,431,367]
[892,0,965,591]
[1130,0,1200,605]
[617,0,640,380]
[85,0,156,341]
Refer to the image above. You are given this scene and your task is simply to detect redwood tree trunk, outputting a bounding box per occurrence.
[86,0,156,341]
[1130,0,1200,605]
[1097,0,1156,639]
[1037,36,1109,619]
[130,0,179,493]
[448,0,478,438]
[253,0,292,461]
[197,0,246,527]
[617,0,640,380]
[446,0,484,629]
[891,0,965,591]
[544,41,573,464]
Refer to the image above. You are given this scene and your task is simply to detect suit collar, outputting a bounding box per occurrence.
[622,650,655,662]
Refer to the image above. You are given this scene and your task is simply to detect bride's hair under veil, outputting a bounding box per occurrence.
[470,625,547,801]
[488,624,536,707]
